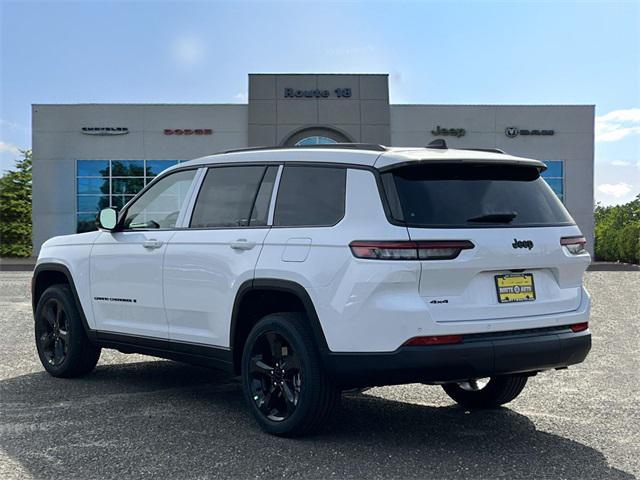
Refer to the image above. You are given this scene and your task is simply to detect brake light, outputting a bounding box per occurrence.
[561,236,587,255]
[403,335,463,346]
[349,240,474,260]
[570,322,589,332]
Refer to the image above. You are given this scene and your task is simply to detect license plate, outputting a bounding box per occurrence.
[494,273,536,303]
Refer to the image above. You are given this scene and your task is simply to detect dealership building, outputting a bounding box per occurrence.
[32,73,595,253]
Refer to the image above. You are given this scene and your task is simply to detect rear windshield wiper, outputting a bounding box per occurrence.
[467,212,517,223]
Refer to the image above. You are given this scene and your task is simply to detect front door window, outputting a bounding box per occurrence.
[123,169,196,229]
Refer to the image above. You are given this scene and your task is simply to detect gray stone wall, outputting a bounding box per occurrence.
[248,74,390,146]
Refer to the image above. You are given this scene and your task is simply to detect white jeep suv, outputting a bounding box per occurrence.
[32,143,591,436]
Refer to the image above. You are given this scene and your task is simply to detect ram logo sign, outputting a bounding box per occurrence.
[505,127,554,138]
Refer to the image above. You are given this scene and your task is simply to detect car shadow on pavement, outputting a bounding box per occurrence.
[0,359,635,480]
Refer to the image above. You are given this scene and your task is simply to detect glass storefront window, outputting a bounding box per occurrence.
[295,136,338,146]
[77,195,110,213]
[77,160,109,177]
[111,160,145,177]
[75,160,182,232]
[77,177,109,195]
[76,213,98,233]
[540,160,564,202]
[147,160,179,176]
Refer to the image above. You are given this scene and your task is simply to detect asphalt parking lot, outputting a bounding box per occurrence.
[1,271,638,480]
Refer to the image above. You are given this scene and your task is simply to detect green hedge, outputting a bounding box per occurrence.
[594,194,640,264]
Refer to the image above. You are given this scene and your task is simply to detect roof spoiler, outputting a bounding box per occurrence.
[427,139,505,155]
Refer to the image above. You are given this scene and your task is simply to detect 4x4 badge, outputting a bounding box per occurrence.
[512,239,534,250]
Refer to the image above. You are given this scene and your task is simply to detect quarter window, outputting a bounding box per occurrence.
[274,166,346,227]
[123,169,196,229]
[190,166,277,228]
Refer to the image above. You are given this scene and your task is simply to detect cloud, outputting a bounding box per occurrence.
[170,36,205,67]
[597,182,633,198]
[0,141,20,156]
[233,92,248,103]
[611,160,631,166]
[595,108,640,142]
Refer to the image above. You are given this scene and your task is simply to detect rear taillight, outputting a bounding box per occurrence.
[570,322,589,332]
[561,236,587,255]
[349,240,474,260]
[403,335,463,346]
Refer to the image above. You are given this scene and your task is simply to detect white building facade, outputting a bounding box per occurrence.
[32,73,594,253]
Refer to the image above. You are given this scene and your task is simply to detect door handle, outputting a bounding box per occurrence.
[143,239,164,249]
[230,239,256,250]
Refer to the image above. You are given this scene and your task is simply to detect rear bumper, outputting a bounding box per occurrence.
[323,326,591,388]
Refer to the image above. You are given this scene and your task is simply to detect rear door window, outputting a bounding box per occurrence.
[274,165,346,227]
[190,165,277,228]
[382,163,574,228]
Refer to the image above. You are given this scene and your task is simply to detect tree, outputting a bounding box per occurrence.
[0,149,32,257]
[594,194,640,264]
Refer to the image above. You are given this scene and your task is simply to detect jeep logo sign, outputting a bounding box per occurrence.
[505,127,554,138]
[431,125,466,138]
[512,238,534,250]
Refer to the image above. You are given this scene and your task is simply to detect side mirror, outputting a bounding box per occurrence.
[97,208,118,231]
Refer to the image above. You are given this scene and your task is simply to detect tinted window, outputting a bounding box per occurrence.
[383,163,573,228]
[274,166,346,227]
[190,166,275,228]
[123,169,196,229]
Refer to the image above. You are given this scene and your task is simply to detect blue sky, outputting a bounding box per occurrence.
[1,0,638,205]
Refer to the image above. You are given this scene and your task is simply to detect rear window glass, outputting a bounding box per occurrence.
[274,166,346,227]
[382,163,574,228]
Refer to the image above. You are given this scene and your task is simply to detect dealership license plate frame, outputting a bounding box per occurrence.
[494,273,536,304]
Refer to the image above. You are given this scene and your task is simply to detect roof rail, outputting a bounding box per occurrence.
[295,143,387,152]
[462,148,506,154]
[221,143,387,155]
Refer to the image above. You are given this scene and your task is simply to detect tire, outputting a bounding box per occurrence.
[442,375,528,409]
[241,312,339,437]
[34,284,101,378]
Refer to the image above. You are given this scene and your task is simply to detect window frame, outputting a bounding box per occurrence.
[272,163,348,229]
[184,163,283,231]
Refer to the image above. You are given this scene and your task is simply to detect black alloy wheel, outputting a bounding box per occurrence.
[34,284,101,377]
[36,297,69,367]
[241,312,339,436]
[248,331,302,421]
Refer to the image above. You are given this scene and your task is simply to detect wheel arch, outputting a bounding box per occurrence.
[230,278,329,374]
[32,263,97,342]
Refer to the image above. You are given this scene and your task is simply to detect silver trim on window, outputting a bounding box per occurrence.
[267,165,284,226]
[176,168,207,228]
